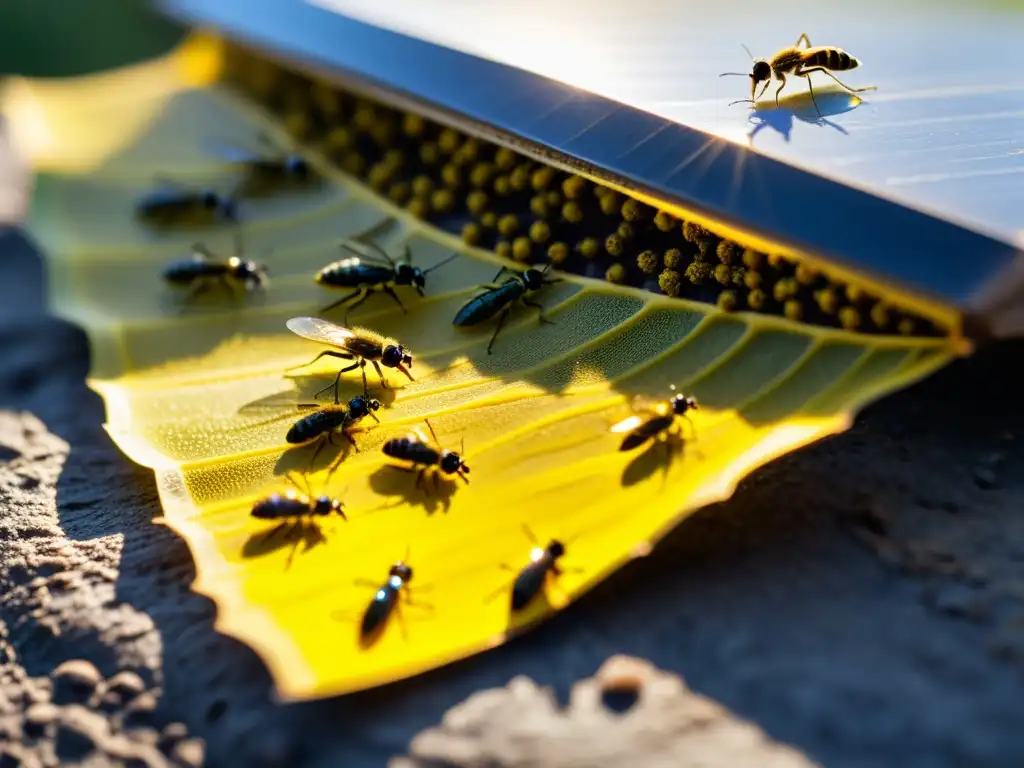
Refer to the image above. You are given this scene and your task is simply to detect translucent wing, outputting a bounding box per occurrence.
[410,426,432,445]
[203,139,269,164]
[286,317,357,349]
[337,239,396,267]
[610,396,666,433]
[629,395,668,415]
[609,415,644,434]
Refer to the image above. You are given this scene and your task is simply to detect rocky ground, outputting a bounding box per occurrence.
[1,225,1023,767]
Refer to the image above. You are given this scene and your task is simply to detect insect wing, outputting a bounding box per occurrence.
[203,140,268,165]
[610,415,644,434]
[285,316,357,349]
[630,395,670,415]
[338,239,395,267]
[407,425,433,446]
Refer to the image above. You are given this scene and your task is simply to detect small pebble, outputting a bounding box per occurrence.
[52,659,101,704]
[122,692,159,730]
[159,722,189,749]
[106,671,147,700]
[926,584,989,622]
[973,464,997,490]
[171,738,206,768]
[25,702,59,734]
[56,723,98,760]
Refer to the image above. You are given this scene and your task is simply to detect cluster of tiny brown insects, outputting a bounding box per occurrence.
[213,42,941,339]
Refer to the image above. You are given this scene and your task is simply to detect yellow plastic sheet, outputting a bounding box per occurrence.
[23,39,958,700]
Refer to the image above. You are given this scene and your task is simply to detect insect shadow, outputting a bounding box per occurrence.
[241,472,346,567]
[483,524,585,636]
[236,379,397,417]
[241,518,329,566]
[233,387,383,475]
[621,430,700,489]
[332,547,436,648]
[367,464,458,516]
[744,86,864,145]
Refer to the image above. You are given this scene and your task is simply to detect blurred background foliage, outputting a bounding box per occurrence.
[0,0,184,77]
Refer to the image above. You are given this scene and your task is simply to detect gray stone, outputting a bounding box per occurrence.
[51,660,101,705]
[393,656,819,767]
[169,738,205,768]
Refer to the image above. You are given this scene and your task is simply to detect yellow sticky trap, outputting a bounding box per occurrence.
[26,63,957,700]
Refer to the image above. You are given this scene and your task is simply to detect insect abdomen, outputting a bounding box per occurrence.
[162,260,222,284]
[251,493,307,520]
[453,281,523,326]
[286,410,348,444]
[316,262,394,288]
[137,190,192,215]
[382,437,441,466]
[808,47,857,70]
[620,415,675,451]
[361,586,397,637]
[511,562,547,611]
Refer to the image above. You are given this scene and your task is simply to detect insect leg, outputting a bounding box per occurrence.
[796,65,877,96]
[285,350,355,375]
[285,471,306,495]
[486,305,513,355]
[774,73,788,109]
[415,469,426,491]
[320,287,367,315]
[794,32,812,49]
[403,591,435,611]
[382,286,407,314]
[483,570,519,606]
[432,471,440,494]
[309,434,327,469]
[342,290,375,325]
[313,361,362,402]
[490,266,508,283]
[521,524,540,546]
[340,427,359,450]
[522,298,554,325]
[395,602,409,642]
[804,73,823,118]
[371,360,388,390]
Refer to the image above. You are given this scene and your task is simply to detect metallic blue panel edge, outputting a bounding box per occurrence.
[159,0,1020,308]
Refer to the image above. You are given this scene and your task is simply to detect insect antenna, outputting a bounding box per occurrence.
[721,44,757,78]
[521,523,540,547]
[540,262,563,285]
[422,252,460,274]
[284,471,307,496]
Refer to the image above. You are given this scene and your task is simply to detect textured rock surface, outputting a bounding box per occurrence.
[2,225,1024,766]
[392,655,820,767]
